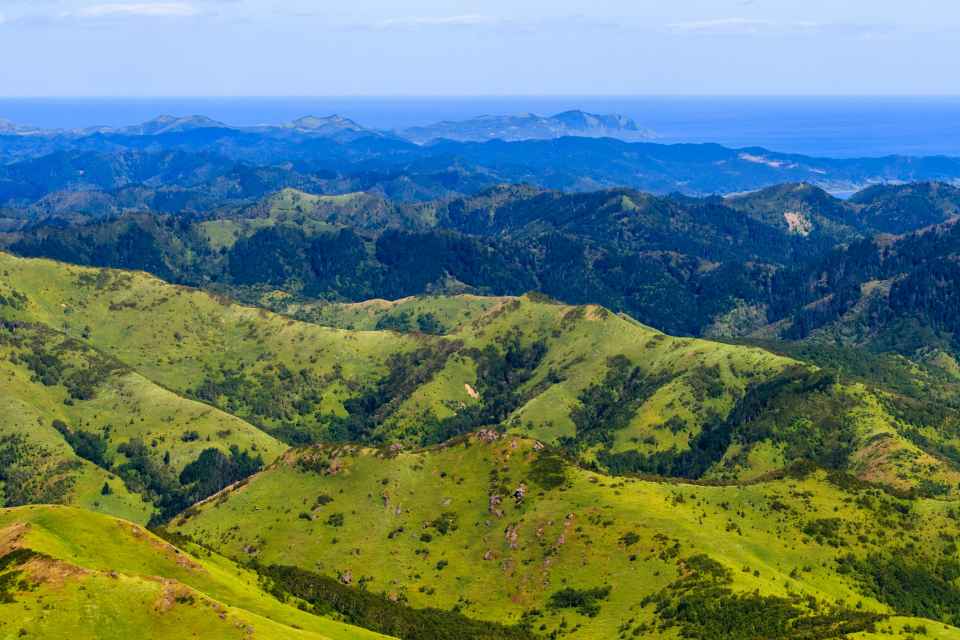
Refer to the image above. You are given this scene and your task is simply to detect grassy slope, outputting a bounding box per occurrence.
[0,251,418,427]
[312,294,960,493]
[3,253,956,492]
[0,350,151,522]
[305,294,791,451]
[0,505,391,640]
[174,435,960,639]
[4,255,960,637]
[0,321,287,523]
[284,295,505,333]
[198,189,407,251]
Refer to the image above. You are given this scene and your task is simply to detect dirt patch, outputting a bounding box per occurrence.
[23,557,88,588]
[784,211,813,236]
[585,306,610,321]
[0,522,30,556]
[154,580,197,613]
[117,521,204,573]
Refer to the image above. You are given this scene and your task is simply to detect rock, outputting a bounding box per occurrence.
[477,429,500,443]
[513,484,527,505]
[488,494,504,519]
[505,524,520,549]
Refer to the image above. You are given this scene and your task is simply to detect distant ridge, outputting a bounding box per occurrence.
[399,109,654,143]
[285,114,367,132]
[0,109,652,143]
[115,114,229,136]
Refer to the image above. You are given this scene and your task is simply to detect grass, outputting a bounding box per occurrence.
[6,252,960,637]
[0,505,391,640]
[174,434,960,639]
[0,321,286,523]
[0,251,420,435]
[3,252,957,491]
[198,189,385,251]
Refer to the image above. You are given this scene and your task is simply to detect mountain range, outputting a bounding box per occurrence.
[5,179,960,349]
[6,109,960,639]
[1,112,960,199]
[0,109,650,145]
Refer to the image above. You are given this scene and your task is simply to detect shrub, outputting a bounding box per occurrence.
[548,586,612,617]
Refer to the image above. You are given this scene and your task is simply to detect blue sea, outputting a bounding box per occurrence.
[2,96,959,158]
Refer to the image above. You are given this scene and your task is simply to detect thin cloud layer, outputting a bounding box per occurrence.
[668,17,820,35]
[73,3,200,18]
[375,14,499,29]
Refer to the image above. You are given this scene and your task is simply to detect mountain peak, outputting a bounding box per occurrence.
[288,114,367,132]
[118,114,228,136]
[400,109,651,143]
[551,109,641,132]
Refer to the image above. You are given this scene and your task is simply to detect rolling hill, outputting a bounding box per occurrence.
[4,253,960,637]
[3,252,958,493]
[172,433,960,640]
[0,505,388,640]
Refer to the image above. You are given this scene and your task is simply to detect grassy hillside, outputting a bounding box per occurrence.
[0,251,421,444]
[0,319,287,523]
[289,293,960,494]
[4,254,960,637]
[197,189,421,252]
[3,253,958,494]
[174,434,960,639]
[280,294,505,334]
[0,505,389,640]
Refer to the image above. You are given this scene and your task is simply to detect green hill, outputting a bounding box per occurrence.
[5,253,960,637]
[0,505,388,640]
[3,252,958,494]
[173,433,960,639]
[0,319,286,524]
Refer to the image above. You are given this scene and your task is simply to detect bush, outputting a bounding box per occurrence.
[260,564,536,640]
[547,585,612,617]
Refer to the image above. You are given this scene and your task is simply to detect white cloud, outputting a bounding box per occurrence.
[372,14,500,30]
[668,17,819,35]
[73,3,199,18]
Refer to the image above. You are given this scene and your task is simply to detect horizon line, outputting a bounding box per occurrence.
[3,94,960,100]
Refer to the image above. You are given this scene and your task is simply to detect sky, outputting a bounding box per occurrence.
[0,0,958,96]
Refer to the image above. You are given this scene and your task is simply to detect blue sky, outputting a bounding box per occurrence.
[1,0,958,96]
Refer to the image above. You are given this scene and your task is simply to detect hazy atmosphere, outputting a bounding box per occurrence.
[2,0,958,95]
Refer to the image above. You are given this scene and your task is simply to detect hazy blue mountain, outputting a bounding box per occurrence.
[399,109,652,143]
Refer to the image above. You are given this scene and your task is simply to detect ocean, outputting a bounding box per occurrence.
[1,96,959,159]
